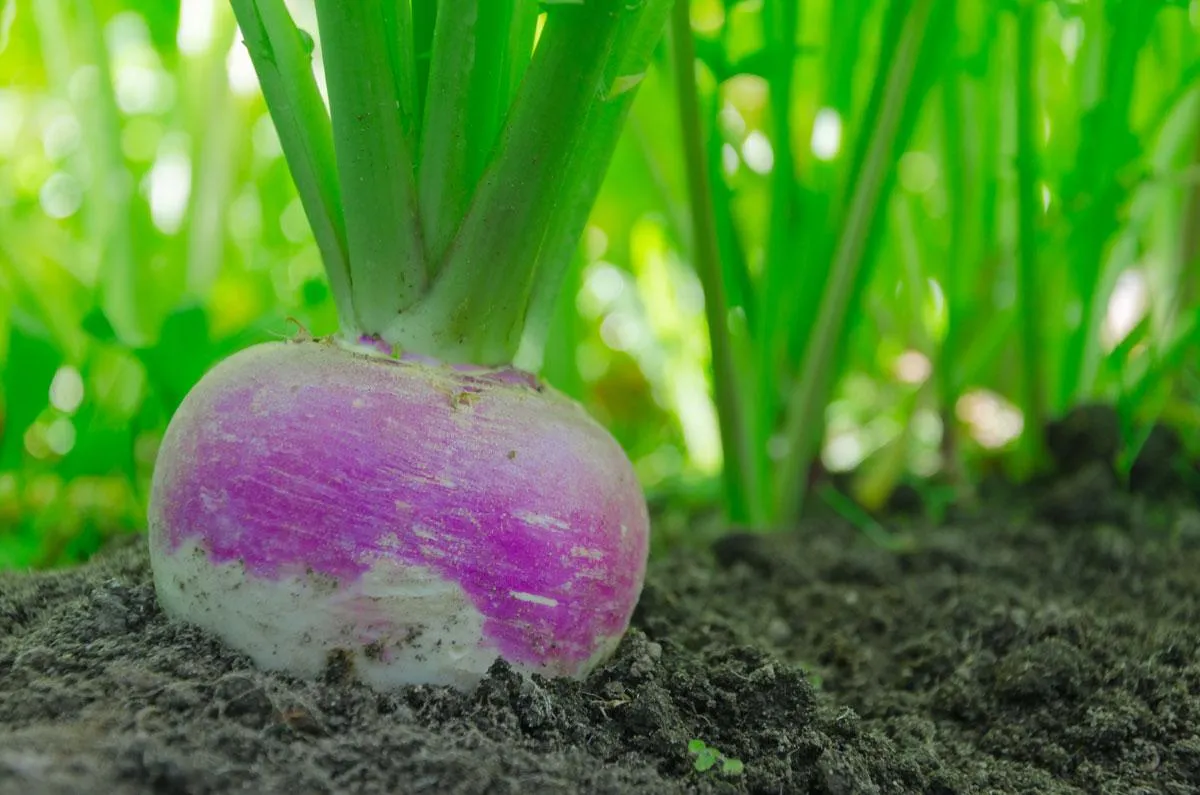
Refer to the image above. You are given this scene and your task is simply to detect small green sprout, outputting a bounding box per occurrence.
[687,739,744,775]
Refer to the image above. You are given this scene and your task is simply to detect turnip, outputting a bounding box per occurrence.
[147,0,671,690]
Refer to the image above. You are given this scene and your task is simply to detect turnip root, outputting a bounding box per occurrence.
[148,341,649,691]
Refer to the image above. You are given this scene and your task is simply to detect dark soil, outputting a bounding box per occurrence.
[4,459,1200,793]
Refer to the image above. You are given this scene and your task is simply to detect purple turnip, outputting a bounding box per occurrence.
[149,341,647,689]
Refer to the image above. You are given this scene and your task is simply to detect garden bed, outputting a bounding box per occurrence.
[2,466,1199,794]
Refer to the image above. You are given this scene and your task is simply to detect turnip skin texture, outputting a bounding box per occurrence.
[147,341,649,691]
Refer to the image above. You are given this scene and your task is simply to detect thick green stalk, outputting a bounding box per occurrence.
[467,2,540,191]
[382,1,419,149]
[773,0,945,524]
[522,0,672,361]
[530,246,586,400]
[417,0,539,268]
[670,0,755,525]
[313,0,427,333]
[1014,0,1047,472]
[384,0,672,365]
[412,0,437,123]
[418,0,479,265]
[231,0,354,333]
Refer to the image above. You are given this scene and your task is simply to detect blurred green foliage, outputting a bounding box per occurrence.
[1,0,1198,568]
[672,0,1199,524]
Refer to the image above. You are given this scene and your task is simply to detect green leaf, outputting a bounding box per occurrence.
[1,321,62,469]
[81,305,118,344]
[0,524,44,572]
[57,351,145,481]
[135,305,215,414]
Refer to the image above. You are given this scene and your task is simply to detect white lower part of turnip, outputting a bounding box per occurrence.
[147,341,648,690]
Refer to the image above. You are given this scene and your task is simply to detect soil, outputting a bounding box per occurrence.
[3,430,1200,793]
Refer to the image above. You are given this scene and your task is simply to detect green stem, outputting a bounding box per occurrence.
[313,0,427,333]
[1015,0,1047,471]
[467,2,540,191]
[382,0,419,149]
[412,0,437,123]
[525,245,586,397]
[517,156,607,368]
[747,0,800,523]
[1180,106,1200,314]
[231,0,354,333]
[705,107,755,331]
[418,0,479,265]
[522,0,671,361]
[938,37,990,501]
[670,0,755,525]
[384,0,671,365]
[773,0,942,524]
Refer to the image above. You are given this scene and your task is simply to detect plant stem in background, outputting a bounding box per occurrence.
[1014,0,1047,472]
[184,10,240,299]
[938,58,968,496]
[1056,1,1159,409]
[59,0,141,343]
[751,0,800,522]
[313,0,427,332]
[670,0,756,525]
[763,0,798,296]
[1181,114,1200,310]
[230,0,354,333]
[774,0,946,525]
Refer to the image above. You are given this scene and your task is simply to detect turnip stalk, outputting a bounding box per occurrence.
[230,0,353,331]
[148,0,670,691]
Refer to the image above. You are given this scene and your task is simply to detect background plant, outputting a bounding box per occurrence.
[672,0,1200,526]
[1,0,1198,568]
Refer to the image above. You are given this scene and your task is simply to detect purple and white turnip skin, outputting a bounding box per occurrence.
[147,340,649,691]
